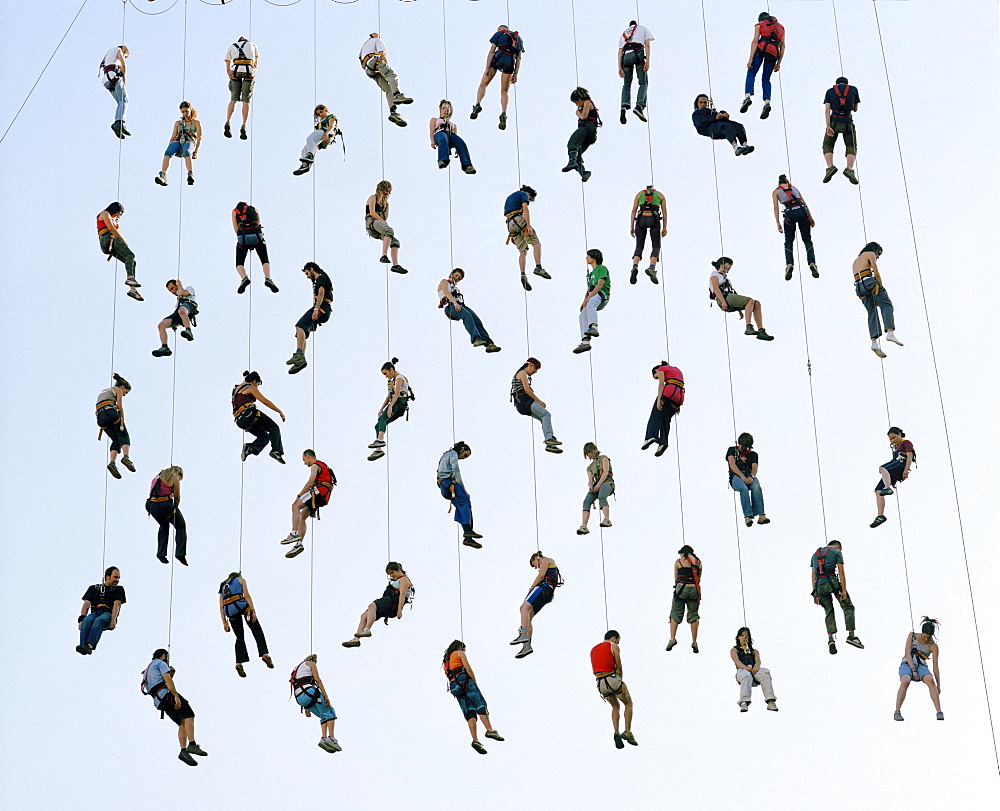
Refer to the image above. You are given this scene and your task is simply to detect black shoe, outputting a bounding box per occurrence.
[390,265,408,274]
[614,732,625,749]
[520,273,532,292]
[630,267,638,285]
[740,144,755,156]
[463,529,484,539]
[157,555,169,564]
[111,121,125,139]
[823,166,838,183]
[785,265,794,281]
[120,456,135,472]
[740,97,752,113]
[120,123,131,136]
[176,555,188,567]
[580,169,593,183]
[633,108,647,123]
[562,153,580,173]
[187,173,195,186]
[654,443,668,457]
[388,111,407,127]
[829,640,838,655]
[533,267,551,279]
[846,635,865,649]
[224,122,232,138]
[292,161,311,176]
[870,515,887,529]
[76,644,91,655]
[471,741,487,755]
[620,108,628,125]
[288,357,307,375]
[485,344,501,353]
[127,288,144,301]
[237,277,250,294]
[438,159,449,169]
[151,346,172,357]
[180,328,194,341]
[264,278,280,293]
[462,165,477,174]
[107,462,121,479]
[498,112,507,131]
[463,538,483,549]
[760,101,771,120]
[154,172,168,186]
[240,125,247,141]
[269,451,286,464]
[470,103,482,120]
[178,750,198,766]
[810,263,820,279]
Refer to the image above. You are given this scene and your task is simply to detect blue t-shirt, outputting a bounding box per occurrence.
[505,190,530,216]
[145,659,171,705]
[824,84,860,120]
[490,30,524,54]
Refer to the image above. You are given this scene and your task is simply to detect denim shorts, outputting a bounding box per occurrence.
[898,660,930,681]
[165,141,193,158]
[451,674,488,720]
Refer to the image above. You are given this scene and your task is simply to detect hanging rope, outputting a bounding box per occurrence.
[569,0,610,631]
[306,0,319,654]
[871,0,998,773]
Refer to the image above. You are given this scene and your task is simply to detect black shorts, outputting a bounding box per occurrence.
[373,595,399,620]
[491,52,516,74]
[236,238,270,267]
[158,693,195,726]
[295,306,331,334]
[875,460,905,490]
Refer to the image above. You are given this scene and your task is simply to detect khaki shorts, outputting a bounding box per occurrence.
[669,585,701,623]
[366,216,400,248]
[725,293,752,311]
[229,78,254,103]
[822,120,857,155]
[506,213,539,253]
[596,673,630,702]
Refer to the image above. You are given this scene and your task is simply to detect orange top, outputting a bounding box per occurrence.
[590,641,616,675]
[444,651,464,675]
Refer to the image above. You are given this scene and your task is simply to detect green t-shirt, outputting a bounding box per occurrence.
[810,546,844,574]
[588,264,611,301]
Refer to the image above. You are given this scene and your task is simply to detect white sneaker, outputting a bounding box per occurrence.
[871,342,887,358]
[641,438,656,450]
[281,532,302,545]
[885,332,904,346]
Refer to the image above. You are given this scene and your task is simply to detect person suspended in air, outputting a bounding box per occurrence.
[429,100,476,174]
[76,567,125,656]
[692,94,754,156]
[727,433,770,527]
[894,616,943,721]
[629,186,667,284]
[97,373,134,479]
[823,77,860,184]
[224,36,258,140]
[365,181,407,274]
[811,541,864,654]
[573,249,611,355]
[591,630,637,748]
[146,466,187,566]
[282,449,336,559]
[438,268,501,353]
[772,174,818,280]
[443,640,505,755]
[342,562,414,648]
[471,24,524,130]
[232,370,286,464]
[510,358,563,454]
[709,257,774,340]
[438,441,484,548]
[290,654,342,752]
[219,572,273,676]
[666,545,701,653]
[740,12,784,120]
[642,360,684,457]
[618,19,654,124]
[563,87,601,182]
[286,262,333,375]
[853,242,903,358]
[871,427,915,529]
[233,201,278,294]
[511,551,562,659]
[359,33,413,127]
[292,105,342,177]
[154,101,201,187]
[141,649,207,766]
[151,279,197,358]
[504,185,547,291]
[731,627,778,713]
[578,442,614,535]
[100,45,130,138]
[367,358,413,462]
[97,202,142,300]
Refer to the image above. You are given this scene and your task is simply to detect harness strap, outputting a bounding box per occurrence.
[233,401,256,421]
[148,495,172,503]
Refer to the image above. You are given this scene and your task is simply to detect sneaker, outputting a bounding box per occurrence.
[872,343,887,358]
[178,750,198,766]
[755,329,774,341]
[515,642,533,658]
[692,641,699,654]
[368,440,387,449]
[107,461,122,479]
[785,264,795,281]
[760,101,771,119]
[367,449,386,462]
[654,444,668,457]
[111,121,125,139]
[584,326,600,338]
[823,166,838,183]
[645,266,658,284]
[878,487,894,496]
[355,630,372,638]
[484,730,504,741]
[292,161,311,176]
[498,112,507,130]
[262,654,274,668]
[264,278,280,293]
[76,644,91,655]
[284,543,304,559]
[127,289,144,301]
[241,445,253,462]
[621,731,638,746]
[545,437,563,446]
[810,263,820,278]
[224,122,232,138]
[318,739,336,753]
[180,328,194,341]
[151,346,172,357]
[745,516,754,527]
[184,743,207,756]
[641,438,656,451]
[665,638,677,651]
[269,450,285,464]
[463,165,477,174]
[472,338,488,347]
[576,525,590,535]
[462,538,483,549]
[236,663,246,677]
[485,344,501,353]
[237,277,251,294]
[894,711,904,721]
[630,267,639,285]
[326,737,343,752]
[380,255,391,264]
[573,342,592,354]
[157,555,169,564]
[281,532,302,545]
[288,357,308,375]
[936,711,944,721]
[240,125,247,141]
[739,702,749,713]
[520,273,532,292]
[599,518,612,528]
[829,640,838,655]
[438,159,449,169]
[120,123,131,136]
[390,265,408,274]
[739,144,755,156]
[580,170,593,183]
[509,629,529,645]
[846,635,865,649]
[470,103,482,120]
[155,172,168,186]
[766,700,779,712]
[341,639,361,648]
[757,516,770,525]
[885,332,904,346]
[471,741,488,755]
[187,173,195,186]
[388,111,407,127]
[870,515,888,528]
[392,93,413,105]
[740,97,752,113]
[843,168,859,185]
[463,529,484,539]
[633,108,647,123]
[620,108,628,125]
[533,267,551,279]
[744,324,758,336]
[614,733,625,749]
[119,455,135,473]
[544,444,563,454]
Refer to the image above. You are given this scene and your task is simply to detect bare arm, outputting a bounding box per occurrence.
[593,456,610,490]
[727,453,748,482]
[220,592,229,628]
[232,209,239,234]
[387,377,404,411]
[711,277,729,310]
[903,632,916,670]
[901,451,913,479]
[396,576,411,618]
[100,211,124,240]
[772,189,782,229]
[366,194,385,222]
[747,25,760,65]
[518,370,543,406]
[248,384,285,421]
[161,671,182,708]
[172,479,181,508]
[731,647,747,669]
[239,577,257,619]
[775,38,785,69]
[749,460,758,479]
[931,644,940,691]
[311,663,331,702]
[576,100,593,121]
[297,464,319,498]
[869,253,882,285]
[752,650,761,673]
[225,58,233,78]
[519,202,533,234]
[428,117,437,146]
[118,48,127,80]
[629,192,640,231]
[193,121,202,156]
[612,643,623,678]
[458,650,477,683]
[485,43,497,70]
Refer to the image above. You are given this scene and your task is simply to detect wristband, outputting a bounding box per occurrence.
[78,614,87,623]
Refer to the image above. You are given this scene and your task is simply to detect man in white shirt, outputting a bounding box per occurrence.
[225,36,258,139]
[101,45,129,138]
[617,20,654,124]
[359,33,413,127]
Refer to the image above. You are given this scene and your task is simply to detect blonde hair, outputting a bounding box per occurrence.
[157,465,184,487]
[375,180,392,205]
[305,653,318,662]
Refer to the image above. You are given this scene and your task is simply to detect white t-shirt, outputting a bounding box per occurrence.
[103,47,123,70]
[293,661,314,693]
[619,24,654,48]
[225,39,258,62]
[359,37,387,62]
[709,270,732,297]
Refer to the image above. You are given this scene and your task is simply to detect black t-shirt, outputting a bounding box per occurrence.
[727,446,758,478]
[82,584,127,614]
[312,272,333,307]
[824,84,860,120]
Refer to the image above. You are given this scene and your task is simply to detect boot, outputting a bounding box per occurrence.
[562,151,580,173]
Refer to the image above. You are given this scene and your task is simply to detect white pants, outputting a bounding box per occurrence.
[301,130,326,161]
[579,292,606,340]
[735,667,775,706]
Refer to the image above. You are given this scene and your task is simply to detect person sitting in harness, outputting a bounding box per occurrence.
[367,358,413,461]
[629,186,667,284]
[823,77,861,184]
[871,426,915,529]
[692,94,755,156]
[510,358,563,453]
[359,33,413,127]
[709,257,774,341]
[471,25,524,131]
[224,36,258,140]
[741,12,784,120]
[219,572,274,677]
[438,268,501,353]
[429,100,476,173]
[731,627,779,713]
[577,442,614,535]
[286,262,333,374]
[154,101,202,187]
[292,105,342,177]
[504,185,548,291]
[365,180,407,274]
[282,449,337,558]
[563,87,601,182]
[443,640,505,755]
[97,202,142,300]
[141,649,208,766]
[511,552,562,659]
[617,20,654,124]
[290,655,342,753]
[573,249,611,355]
[100,45,130,138]
[233,202,278,294]
[151,279,197,358]
[342,562,414,647]
[76,566,125,656]
[591,630,637,748]
[811,541,864,654]
[96,373,134,479]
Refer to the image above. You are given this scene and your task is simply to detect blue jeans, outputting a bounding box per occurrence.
[730,475,765,517]
[444,302,491,345]
[621,50,648,110]
[80,612,112,649]
[105,80,128,122]
[530,401,554,440]
[744,53,776,99]
[861,286,895,339]
[439,477,473,526]
[434,132,472,168]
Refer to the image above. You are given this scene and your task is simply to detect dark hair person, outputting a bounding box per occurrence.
[442,640,504,754]
[894,616,943,721]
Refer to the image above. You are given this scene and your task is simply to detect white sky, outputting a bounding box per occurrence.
[1,0,998,807]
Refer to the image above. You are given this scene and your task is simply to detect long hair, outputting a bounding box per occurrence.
[919,616,940,638]
[179,101,197,119]
[112,372,131,392]
[443,639,465,664]
[735,627,754,651]
[381,356,399,372]
[105,201,124,217]
[375,180,392,206]
[517,357,541,374]
[157,466,184,488]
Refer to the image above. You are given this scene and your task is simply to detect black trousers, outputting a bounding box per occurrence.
[230,610,269,663]
[146,499,187,558]
[707,120,747,144]
[645,397,678,445]
[237,410,284,456]
[567,122,598,157]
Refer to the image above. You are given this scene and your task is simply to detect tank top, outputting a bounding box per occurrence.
[582,103,600,126]
[587,454,614,484]
[676,555,701,585]
[367,200,388,219]
[735,645,756,668]
[148,477,173,499]
[511,372,530,399]
[439,279,464,307]
[433,117,455,135]
[910,638,933,664]
[541,566,560,590]
[97,213,117,236]
[636,189,663,218]
[388,374,410,398]
[176,119,197,143]
[444,650,466,679]
[293,661,315,692]
[590,640,616,675]
[96,387,118,409]
[314,113,337,131]
[777,185,804,210]
[231,384,256,417]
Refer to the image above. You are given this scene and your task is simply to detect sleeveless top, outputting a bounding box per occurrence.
[734,645,756,668]
[590,640,616,675]
[148,477,173,500]
[292,661,316,693]
[676,555,701,585]
[97,213,117,236]
[433,117,455,135]
[444,650,466,680]
[540,566,560,590]
[777,185,805,210]
[232,384,256,417]
[176,119,197,143]
[587,454,614,485]
[387,374,410,398]
[314,112,337,131]
[96,387,118,410]
[910,638,933,664]
[367,200,388,219]
[439,279,464,307]
[581,103,600,126]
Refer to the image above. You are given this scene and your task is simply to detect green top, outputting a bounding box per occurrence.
[637,189,664,216]
[588,264,611,301]
[587,454,614,483]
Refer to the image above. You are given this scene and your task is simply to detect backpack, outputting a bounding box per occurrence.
[757,18,785,58]
[231,40,255,79]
